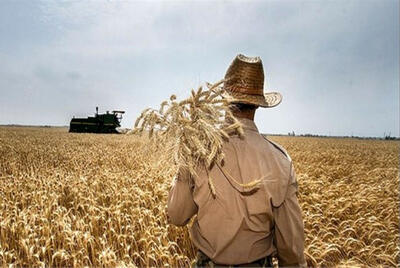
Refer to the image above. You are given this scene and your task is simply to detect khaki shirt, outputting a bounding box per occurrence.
[167,118,306,266]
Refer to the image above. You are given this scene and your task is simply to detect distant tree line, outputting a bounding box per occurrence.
[265,131,400,140]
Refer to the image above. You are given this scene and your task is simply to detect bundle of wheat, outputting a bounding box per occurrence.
[132,80,243,180]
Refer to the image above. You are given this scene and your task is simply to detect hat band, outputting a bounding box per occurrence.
[225,85,263,96]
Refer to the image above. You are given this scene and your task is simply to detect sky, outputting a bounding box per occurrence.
[0,0,398,137]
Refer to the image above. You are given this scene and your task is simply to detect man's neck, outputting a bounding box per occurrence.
[232,110,256,121]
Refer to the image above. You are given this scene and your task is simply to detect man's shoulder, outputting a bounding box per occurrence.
[260,136,295,207]
[262,136,292,162]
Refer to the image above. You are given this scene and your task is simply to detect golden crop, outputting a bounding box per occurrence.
[0,127,398,267]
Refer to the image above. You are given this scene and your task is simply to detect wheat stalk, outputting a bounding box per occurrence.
[132,80,244,179]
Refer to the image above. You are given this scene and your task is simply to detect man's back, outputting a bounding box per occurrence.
[168,118,306,266]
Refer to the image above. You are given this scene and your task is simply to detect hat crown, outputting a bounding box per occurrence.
[224,54,265,96]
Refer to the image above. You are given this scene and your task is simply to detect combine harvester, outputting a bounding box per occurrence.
[69,107,125,133]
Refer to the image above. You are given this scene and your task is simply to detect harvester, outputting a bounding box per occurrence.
[69,107,125,133]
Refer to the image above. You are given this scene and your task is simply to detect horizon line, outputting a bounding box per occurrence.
[1,124,398,140]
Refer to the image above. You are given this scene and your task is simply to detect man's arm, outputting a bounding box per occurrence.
[273,164,307,267]
[167,168,197,226]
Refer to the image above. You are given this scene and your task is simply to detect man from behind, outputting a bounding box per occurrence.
[167,54,306,267]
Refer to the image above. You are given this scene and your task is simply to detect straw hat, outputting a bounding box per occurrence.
[223,54,282,108]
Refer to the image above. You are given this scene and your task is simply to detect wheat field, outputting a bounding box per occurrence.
[0,126,398,267]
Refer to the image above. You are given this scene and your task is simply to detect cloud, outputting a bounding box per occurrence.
[66,71,82,80]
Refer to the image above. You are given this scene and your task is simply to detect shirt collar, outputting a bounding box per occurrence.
[238,118,259,133]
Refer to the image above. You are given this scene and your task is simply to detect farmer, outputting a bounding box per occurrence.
[167,54,306,267]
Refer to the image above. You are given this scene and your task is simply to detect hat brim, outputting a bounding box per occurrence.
[222,91,282,108]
